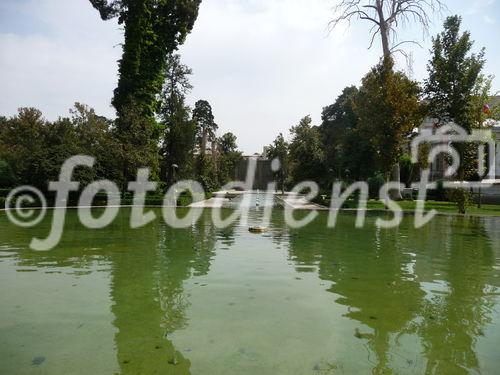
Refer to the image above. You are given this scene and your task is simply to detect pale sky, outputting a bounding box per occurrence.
[0,0,499,154]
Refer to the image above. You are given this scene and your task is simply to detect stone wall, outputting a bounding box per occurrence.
[234,157,274,190]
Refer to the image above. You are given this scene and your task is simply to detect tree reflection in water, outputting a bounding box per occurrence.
[110,209,225,375]
[1,209,499,374]
[284,212,498,374]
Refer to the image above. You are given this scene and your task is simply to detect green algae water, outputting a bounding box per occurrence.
[1,208,500,375]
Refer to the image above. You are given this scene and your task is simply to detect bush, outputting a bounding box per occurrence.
[0,188,11,198]
[447,188,471,214]
[435,180,448,201]
[426,180,450,202]
[367,174,385,199]
[0,160,16,187]
[2,194,44,208]
[399,154,414,187]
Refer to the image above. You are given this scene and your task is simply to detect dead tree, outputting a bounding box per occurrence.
[330,0,446,59]
[330,0,445,199]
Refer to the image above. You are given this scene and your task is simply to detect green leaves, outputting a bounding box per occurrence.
[0,105,121,189]
[193,100,218,155]
[425,15,486,132]
[218,133,238,155]
[289,116,326,185]
[356,59,422,175]
[0,159,16,187]
[267,133,290,193]
[425,15,487,182]
[217,133,242,186]
[159,55,196,185]
[88,0,121,20]
[89,0,202,183]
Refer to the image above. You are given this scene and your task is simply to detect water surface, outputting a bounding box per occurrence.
[1,208,500,374]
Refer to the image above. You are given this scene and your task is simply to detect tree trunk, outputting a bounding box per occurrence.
[389,164,403,201]
[380,28,391,59]
[211,140,218,167]
[375,1,391,59]
[201,129,207,156]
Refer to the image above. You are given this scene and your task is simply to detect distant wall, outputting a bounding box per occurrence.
[472,185,500,204]
[494,128,500,179]
[234,158,274,190]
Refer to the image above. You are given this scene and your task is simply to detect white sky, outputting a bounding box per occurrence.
[0,0,499,153]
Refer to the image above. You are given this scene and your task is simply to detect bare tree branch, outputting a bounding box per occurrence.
[330,0,447,58]
[390,40,423,51]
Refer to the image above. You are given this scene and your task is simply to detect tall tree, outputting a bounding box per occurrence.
[425,16,487,212]
[330,0,445,59]
[190,100,219,191]
[70,103,121,183]
[288,116,326,185]
[356,59,422,184]
[267,133,290,195]
[88,0,201,118]
[88,0,201,184]
[470,75,495,128]
[321,86,378,181]
[330,0,443,196]
[0,160,15,188]
[193,100,218,155]
[218,132,238,154]
[0,108,47,188]
[217,132,242,185]
[425,16,486,133]
[320,86,359,180]
[159,54,196,186]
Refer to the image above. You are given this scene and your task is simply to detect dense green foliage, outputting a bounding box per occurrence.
[423,16,491,212]
[267,133,290,194]
[89,0,201,183]
[274,62,421,190]
[267,15,495,213]
[2,5,498,216]
[217,132,243,186]
[356,58,423,176]
[0,105,120,189]
[425,16,485,132]
[218,132,238,154]
[0,159,15,187]
[160,54,197,185]
[190,100,231,191]
[0,1,243,195]
[0,101,241,194]
[89,0,201,119]
[425,16,487,182]
[193,100,218,156]
[288,116,326,185]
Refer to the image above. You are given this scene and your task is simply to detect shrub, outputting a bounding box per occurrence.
[367,174,385,199]
[435,180,448,201]
[447,188,471,214]
[399,154,414,187]
[0,188,11,198]
[0,159,16,188]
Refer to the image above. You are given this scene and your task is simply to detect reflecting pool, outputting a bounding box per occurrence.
[1,208,500,374]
